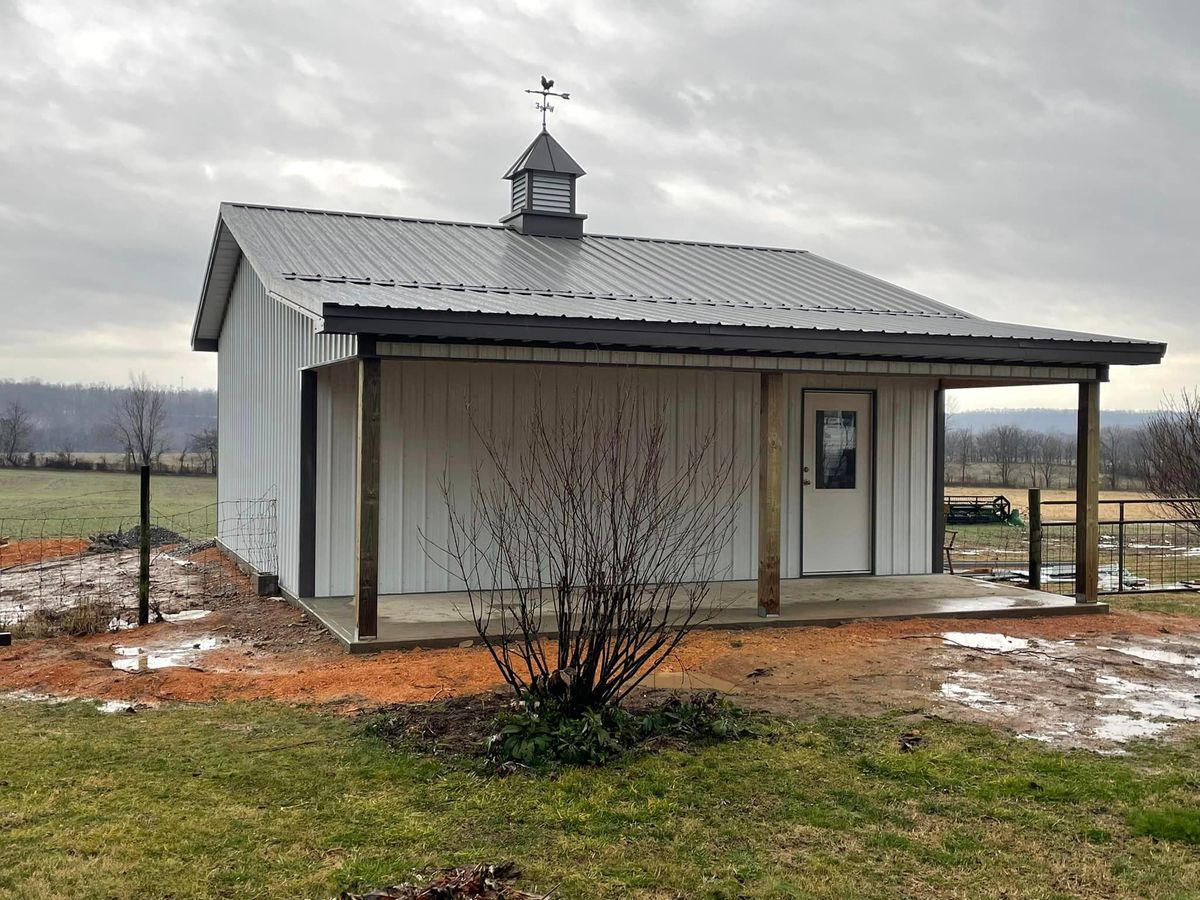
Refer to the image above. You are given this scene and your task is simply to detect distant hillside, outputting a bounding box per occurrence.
[951,408,1154,433]
[0,379,216,452]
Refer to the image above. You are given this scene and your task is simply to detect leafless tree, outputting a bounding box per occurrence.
[111,372,168,468]
[1101,425,1141,490]
[979,424,1025,486]
[1033,432,1066,489]
[190,426,218,474]
[944,428,974,485]
[1141,390,1200,523]
[0,401,34,466]
[430,382,751,715]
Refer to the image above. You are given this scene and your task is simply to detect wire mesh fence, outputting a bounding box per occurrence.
[945,495,1200,595]
[0,498,277,636]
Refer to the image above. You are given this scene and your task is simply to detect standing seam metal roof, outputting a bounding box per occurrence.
[192,202,1165,358]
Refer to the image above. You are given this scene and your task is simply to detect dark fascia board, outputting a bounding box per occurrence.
[319,305,1167,368]
[190,212,242,352]
[190,212,227,351]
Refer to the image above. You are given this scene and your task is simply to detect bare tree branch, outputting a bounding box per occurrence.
[425,379,751,714]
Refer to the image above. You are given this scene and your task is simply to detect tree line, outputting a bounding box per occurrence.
[0,374,217,474]
[944,389,1200,495]
[945,422,1144,489]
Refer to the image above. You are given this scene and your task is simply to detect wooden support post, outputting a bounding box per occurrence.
[137,464,150,626]
[1075,381,1100,603]
[757,372,783,616]
[931,387,946,574]
[354,356,382,640]
[1028,488,1042,591]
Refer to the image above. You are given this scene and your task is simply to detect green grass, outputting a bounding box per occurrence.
[0,468,216,538]
[1,701,1198,898]
[1109,592,1200,618]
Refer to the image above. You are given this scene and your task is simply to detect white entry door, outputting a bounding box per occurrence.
[801,391,873,574]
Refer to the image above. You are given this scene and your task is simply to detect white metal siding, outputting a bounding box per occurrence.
[217,257,356,594]
[313,360,936,596]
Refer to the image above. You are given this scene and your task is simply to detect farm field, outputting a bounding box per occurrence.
[945,485,1167,521]
[0,468,217,538]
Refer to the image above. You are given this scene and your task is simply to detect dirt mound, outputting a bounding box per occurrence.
[88,524,185,552]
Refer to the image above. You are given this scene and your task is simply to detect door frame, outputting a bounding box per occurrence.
[798,387,878,577]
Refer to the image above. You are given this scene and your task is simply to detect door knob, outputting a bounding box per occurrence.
[802,479,812,486]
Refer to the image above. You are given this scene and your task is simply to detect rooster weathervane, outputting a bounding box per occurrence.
[525,75,570,130]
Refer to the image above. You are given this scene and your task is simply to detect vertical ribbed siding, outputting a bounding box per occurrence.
[311,361,938,596]
[218,258,356,595]
[314,361,759,596]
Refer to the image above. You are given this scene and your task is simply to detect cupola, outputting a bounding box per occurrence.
[501,77,586,238]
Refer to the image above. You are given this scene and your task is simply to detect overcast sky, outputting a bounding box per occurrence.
[2,0,1196,410]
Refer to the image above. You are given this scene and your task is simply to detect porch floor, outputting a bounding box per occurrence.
[297,574,1107,653]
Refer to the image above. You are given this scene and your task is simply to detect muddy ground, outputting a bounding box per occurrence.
[1,557,1198,753]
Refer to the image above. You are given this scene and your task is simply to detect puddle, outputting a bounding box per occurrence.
[942,632,1031,652]
[1095,674,1200,720]
[1091,715,1172,743]
[933,634,1200,752]
[112,637,220,672]
[1100,644,1200,668]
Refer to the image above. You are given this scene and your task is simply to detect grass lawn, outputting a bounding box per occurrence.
[1109,591,1200,618]
[1,701,1198,898]
[0,468,216,538]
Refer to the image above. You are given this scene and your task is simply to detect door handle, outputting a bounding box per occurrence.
[802,479,812,486]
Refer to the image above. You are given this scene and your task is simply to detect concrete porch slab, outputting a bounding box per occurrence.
[297,574,1107,653]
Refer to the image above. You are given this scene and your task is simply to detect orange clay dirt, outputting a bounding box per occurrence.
[0,537,90,568]
[0,561,1193,716]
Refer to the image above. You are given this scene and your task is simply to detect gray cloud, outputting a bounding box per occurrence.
[1,0,1196,409]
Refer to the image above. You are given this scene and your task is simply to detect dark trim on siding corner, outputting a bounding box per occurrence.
[298,370,317,599]
[931,387,946,574]
[193,337,219,352]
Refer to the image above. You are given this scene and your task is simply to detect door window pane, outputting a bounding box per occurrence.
[816,410,857,489]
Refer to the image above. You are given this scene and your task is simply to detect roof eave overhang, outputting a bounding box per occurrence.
[319,305,1167,369]
[190,209,242,353]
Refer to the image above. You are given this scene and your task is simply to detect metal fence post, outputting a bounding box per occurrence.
[138,464,150,626]
[1028,488,1042,591]
[1117,500,1126,593]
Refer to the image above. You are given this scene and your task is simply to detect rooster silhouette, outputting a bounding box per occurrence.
[540,75,554,90]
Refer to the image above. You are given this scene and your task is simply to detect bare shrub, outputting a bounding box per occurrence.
[430,382,750,716]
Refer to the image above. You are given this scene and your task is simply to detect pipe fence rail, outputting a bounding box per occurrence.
[945,491,1200,596]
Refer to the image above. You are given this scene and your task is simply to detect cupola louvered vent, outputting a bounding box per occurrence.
[501,129,586,238]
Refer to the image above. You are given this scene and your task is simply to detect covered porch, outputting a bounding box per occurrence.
[295,346,1108,650]
[298,573,1106,653]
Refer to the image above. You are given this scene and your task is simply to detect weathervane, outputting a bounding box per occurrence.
[525,75,570,130]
